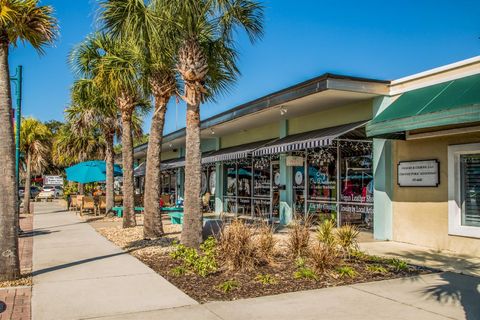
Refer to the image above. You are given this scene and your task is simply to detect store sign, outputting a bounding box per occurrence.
[398,160,439,187]
[44,175,63,186]
[286,156,304,167]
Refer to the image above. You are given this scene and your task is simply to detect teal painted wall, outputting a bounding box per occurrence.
[373,138,393,240]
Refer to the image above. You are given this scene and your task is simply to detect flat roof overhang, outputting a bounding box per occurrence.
[133,73,389,155]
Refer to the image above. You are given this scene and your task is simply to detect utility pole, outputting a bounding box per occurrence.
[11,65,23,210]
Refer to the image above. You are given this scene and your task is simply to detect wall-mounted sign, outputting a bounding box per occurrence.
[398,160,439,187]
[286,156,304,167]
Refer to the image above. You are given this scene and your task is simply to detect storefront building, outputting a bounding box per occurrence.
[133,73,389,229]
[132,55,480,255]
[368,56,480,255]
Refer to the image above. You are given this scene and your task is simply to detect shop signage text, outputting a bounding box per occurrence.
[397,160,439,187]
[44,175,64,186]
[286,156,304,167]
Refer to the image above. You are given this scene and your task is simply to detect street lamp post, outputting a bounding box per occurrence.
[11,65,23,207]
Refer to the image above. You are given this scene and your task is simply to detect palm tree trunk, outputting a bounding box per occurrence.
[121,110,136,228]
[181,98,203,248]
[23,152,32,214]
[143,97,167,239]
[105,132,115,215]
[0,41,20,281]
[78,183,84,195]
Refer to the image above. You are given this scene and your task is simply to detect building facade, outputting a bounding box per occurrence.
[133,56,480,255]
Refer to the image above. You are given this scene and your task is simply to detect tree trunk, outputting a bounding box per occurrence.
[143,97,168,239]
[121,110,136,228]
[181,96,203,248]
[0,41,20,281]
[78,183,84,195]
[105,132,115,215]
[23,152,32,214]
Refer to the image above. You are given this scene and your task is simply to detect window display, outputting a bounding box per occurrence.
[460,154,480,227]
[253,158,271,218]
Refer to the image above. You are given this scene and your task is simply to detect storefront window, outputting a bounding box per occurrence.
[237,161,252,216]
[293,166,305,215]
[209,167,216,195]
[272,162,280,219]
[253,158,271,218]
[339,141,373,228]
[460,154,480,227]
[224,163,237,213]
[307,148,337,202]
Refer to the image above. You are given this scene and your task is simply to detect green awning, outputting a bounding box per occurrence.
[367,73,480,137]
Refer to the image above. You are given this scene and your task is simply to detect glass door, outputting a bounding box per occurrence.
[271,161,280,220]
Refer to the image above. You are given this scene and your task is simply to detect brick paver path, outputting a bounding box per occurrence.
[0,212,34,320]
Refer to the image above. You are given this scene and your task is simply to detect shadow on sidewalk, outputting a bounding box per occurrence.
[20,230,59,238]
[32,251,128,276]
[423,272,480,320]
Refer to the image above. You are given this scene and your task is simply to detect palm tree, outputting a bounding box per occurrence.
[0,0,57,281]
[69,79,120,214]
[164,0,264,247]
[70,33,149,228]
[100,0,177,239]
[20,118,51,213]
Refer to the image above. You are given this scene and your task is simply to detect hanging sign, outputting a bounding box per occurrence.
[286,156,304,167]
[397,160,439,187]
[44,175,64,186]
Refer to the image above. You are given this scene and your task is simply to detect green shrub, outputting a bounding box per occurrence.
[217,279,239,293]
[367,265,388,274]
[169,238,218,277]
[335,225,359,259]
[170,266,187,276]
[316,218,336,247]
[336,266,357,278]
[294,267,318,281]
[389,258,408,272]
[255,274,277,285]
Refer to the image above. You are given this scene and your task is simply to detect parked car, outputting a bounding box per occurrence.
[18,186,41,199]
[41,186,64,198]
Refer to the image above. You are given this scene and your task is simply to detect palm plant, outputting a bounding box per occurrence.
[0,0,57,281]
[20,118,51,213]
[69,79,120,214]
[100,0,178,239]
[70,33,149,228]
[165,0,264,247]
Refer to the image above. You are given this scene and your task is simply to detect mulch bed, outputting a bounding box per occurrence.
[138,252,435,303]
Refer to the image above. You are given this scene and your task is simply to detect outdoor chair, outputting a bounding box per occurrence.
[98,196,107,215]
[70,196,78,211]
[114,195,123,206]
[202,192,212,212]
[80,196,95,216]
[76,195,84,213]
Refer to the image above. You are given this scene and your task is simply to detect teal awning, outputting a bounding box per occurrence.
[367,73,480,137]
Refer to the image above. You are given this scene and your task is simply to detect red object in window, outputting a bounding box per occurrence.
[159,198,164,208]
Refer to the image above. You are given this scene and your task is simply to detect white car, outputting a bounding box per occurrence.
[39,186,63,199]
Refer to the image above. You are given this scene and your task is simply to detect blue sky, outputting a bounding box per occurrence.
[9,0,480,134]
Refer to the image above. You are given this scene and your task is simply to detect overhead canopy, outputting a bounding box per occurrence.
[134,162,146,177]
[66,161,122,184]
[202,140,273,164]
[253,121,368,156]
[161,157,185,170]
[367,73,480,137]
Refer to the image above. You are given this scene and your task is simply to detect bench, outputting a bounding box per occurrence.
[112,206,145,218]
[168,212,184,225]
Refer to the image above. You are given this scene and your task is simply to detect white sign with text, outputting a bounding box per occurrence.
[398,160,439,187]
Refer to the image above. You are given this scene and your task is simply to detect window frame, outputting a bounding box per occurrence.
[448,143,480,238]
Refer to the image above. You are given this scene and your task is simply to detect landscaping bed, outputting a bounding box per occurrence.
[91,218,436,303]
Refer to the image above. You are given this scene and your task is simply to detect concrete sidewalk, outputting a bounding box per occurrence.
[31,201,196,320]
[360,241,480,277]
[97,272,480,320]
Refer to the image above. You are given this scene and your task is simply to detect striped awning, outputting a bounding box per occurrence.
[253,121,368,156]
[161,157,185,170]
[202,140,273,164]
[133,162,146,177]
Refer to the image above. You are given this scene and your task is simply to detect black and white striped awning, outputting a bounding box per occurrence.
[161,157,185,170]
[252,121,368,156]
[202,140,273,164]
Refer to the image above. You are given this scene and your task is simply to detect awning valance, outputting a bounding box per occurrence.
[367,73,480,137]
[161,157,185,170]
[134,162,146,177]
[202,140,273,164]
[252,121,368,156]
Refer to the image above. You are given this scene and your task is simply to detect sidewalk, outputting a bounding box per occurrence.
[31,202,196,320]
[0,213,33,320]
[360,241,480,277]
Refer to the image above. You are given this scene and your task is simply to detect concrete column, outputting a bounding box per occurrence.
[215,162,224,214]
[279,119,293,225]
[373,138,393,240]
[279,154,293,225]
